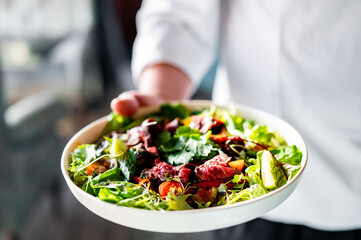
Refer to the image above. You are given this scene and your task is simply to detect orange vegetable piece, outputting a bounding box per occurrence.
[158,181,183,198]
[229,160,245,172]
[86,161,107,175]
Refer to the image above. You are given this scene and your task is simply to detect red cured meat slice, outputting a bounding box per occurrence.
[195,152,235,181]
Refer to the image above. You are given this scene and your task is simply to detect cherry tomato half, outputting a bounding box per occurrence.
[158,181,183,198]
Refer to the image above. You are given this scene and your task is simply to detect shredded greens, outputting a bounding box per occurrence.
[68,103,303,211]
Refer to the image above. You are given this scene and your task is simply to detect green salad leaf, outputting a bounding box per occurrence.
[71,144,97,168]
[98,188,123,203]
[270,145,302,165]
[159,103,190,120]
[270,145,303,178]
[117,149,137,181]
[92,168,122,184]
[245,125,286,148]
[166,191,193,210]
[157,126,218,165]
[102,112,143,135]
[68,103,303,211]
[92,181,168,210]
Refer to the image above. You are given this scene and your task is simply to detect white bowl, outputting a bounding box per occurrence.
[61,100,308,233]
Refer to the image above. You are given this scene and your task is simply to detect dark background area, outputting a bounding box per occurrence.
[0,0,217,239]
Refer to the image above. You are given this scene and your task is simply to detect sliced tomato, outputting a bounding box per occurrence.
[158,181,183,198]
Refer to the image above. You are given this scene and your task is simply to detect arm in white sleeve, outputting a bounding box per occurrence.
[131,0,220,92]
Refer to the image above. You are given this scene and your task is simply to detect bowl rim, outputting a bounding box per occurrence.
[61,100,308,216]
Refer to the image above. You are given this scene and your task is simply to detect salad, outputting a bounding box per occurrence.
[68,103,302,211]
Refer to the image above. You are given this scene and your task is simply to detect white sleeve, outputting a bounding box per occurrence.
[131,0,220,91]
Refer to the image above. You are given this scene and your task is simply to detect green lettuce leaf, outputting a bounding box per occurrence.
[102,112,134,135]
[71,144,97,168]
[98,187,123,203]
[226,188,252,204]
[249,184,267,198]
[245,165,263,186]
[166,191,193,210]
[270,145,302,165]
[270,145,302,179]
[246,125,286,148]
[159,103,190,120]
[92,181,168,210]
[92,168,122,184]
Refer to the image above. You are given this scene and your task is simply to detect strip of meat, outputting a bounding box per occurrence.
[195,152,235,181]
[144,159,192,185]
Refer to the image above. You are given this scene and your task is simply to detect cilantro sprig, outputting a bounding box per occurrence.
[156,126,219,166]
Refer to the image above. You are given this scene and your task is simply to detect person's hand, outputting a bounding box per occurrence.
[110,63,192,116]
[110,91,164,116]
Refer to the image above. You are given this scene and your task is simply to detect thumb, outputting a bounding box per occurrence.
[110,91,164,116]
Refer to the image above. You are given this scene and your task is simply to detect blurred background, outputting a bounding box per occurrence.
[0,0,216,239]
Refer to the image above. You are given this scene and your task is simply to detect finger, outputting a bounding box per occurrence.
[110,92,140,116]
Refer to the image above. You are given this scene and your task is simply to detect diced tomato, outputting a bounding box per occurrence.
[86,162,107,175]
[229,160,245,172]
[158,181,183,198]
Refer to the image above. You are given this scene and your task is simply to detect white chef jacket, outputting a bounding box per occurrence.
[131,0,361,231]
